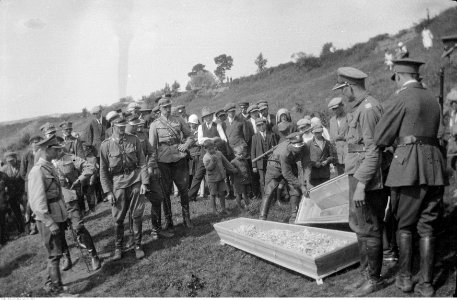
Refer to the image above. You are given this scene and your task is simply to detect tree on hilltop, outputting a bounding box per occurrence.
[188,63,208,77]
[162,83,171,94]
[171,80,180,93]
[255,52,267,73]
[214,54,233,83]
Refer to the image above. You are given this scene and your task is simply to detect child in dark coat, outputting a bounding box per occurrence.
[231,145,252,209]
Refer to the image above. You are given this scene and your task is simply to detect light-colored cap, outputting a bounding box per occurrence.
[328,97,342,109]
[188,114,199,125]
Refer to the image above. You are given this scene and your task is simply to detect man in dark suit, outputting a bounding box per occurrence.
[251,118,278,198]
[258,101,276,132]
[83,105,108,159]
[374,58,446,297]
[224,102,249,154]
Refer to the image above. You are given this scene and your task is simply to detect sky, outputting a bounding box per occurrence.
[0,0,455,122]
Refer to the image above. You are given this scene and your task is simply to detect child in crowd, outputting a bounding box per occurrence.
[202,140,237,215]
[231,145,252,209]
[305,124,335,188]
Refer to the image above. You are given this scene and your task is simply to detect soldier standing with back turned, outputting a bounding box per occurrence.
[374,58,446,297]
[332,67,387,297]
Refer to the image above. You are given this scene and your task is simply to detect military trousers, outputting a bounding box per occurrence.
[158,158,190,212]
[66,200,97,252]
[390,185,443,238]
[348,175,387,239]
[37,220,67,258]
[145,177,165,230]
[112,181,145,226]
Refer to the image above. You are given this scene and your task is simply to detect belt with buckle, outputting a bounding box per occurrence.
[397,136,438,146]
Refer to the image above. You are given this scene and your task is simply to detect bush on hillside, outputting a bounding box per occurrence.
[295,54,322,71]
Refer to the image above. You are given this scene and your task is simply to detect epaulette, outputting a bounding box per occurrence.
[396,86,408,95]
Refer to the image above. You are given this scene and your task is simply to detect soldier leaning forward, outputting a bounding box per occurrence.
[375,59,446,297]
[28,136,69,294]
[259,132,309,223]
[332,67,387,297]
[149,96,195,230]
[100,114,149,261]
[53,137,101,271]
[126,117,171,240]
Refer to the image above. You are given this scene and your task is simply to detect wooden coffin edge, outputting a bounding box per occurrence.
[213,218,359,284]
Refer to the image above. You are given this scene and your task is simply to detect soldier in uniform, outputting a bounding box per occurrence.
[28,136,69,294]
[332,67,387,296]
[149,97,194,230]
[374,59,446,297]
[60,121,84,159]
[100,114,149,260]
[258,132,309,223]
[53,137,101,271]
[104,111,121,139]
[20,135,43,235]
[139,102,153,131]
[328,97,349,175]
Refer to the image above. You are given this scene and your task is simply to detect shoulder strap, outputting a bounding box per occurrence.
[158,117,181,141]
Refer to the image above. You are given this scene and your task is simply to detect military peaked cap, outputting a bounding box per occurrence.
[332,67,367,90]
[328,97,343,109]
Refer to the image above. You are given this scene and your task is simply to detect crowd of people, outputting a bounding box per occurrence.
[0,56,453,297]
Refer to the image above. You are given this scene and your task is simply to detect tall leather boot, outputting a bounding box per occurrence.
[61,239,72,271]
[113,223,124,261]
[259,193,273,220]
[395,232,413,292]
[162,199,174,232]
[133,218,145,259]
[344,238,368,290]
[79,228,101,271]
[415,236,435,297]
[150,203,161,240]
[350,237,384,297]
[288,196,300,223]
[45,259,67,294]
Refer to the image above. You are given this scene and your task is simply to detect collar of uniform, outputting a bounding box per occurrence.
[37,157,54,168]
[351,92,369,110]
[402,79,418,87]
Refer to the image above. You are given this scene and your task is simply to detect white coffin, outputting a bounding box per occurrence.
[295,174,349,225]
[213,217,359,284]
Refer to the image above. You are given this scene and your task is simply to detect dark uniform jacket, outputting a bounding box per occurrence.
[329,114,349,165]
[63,135,85,159]
[100,133,149,193]
[374,81,446,187]
[345,94,384,191]
[251,131,278,170]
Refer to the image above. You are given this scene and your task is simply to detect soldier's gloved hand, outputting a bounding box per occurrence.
[70,179,80,190]
[140,184,149,195]
[106,192,116,205]
[353,181,366,207]
[253,167,258,173]
[49,223,60,236]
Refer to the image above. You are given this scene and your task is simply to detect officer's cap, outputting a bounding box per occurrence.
[447,89,457,103]
[106,111,119,123]
[257,100,268,107]
[238,102,249,108]
[224,102,236,112]
[36,135,63,149]
[201,106,213,118]
[29,135,43,144]
[246,105,259,114]
[91,105,102,114]
[4,151,17,161]
[111,114,127,127]
[390,58,425,81]
[255,117,267,125]
[59,121,72,130]
[332,67,367,90]
[328,97,343,109]
[40,122,57,135]
[215,109,227,118]
[158,97,172,107]
[286,132,305,147]
[312,124,323,133]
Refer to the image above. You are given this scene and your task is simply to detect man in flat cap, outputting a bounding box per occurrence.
[1,152,26,234]
[59,121,84,159]
[224,102,250,154]
[149,96,195,230]
[139,102,153,133]
[333,66,387,296]
[374,58,446,297]
[100,114,149,260]
[327,97,348,175]
[28,136,70,294]
[82,105,108,162]
[258,102,276,132]
[259,132,309,223]
[20,135,44,235]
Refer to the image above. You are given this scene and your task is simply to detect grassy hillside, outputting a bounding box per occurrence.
[1,7,457,157]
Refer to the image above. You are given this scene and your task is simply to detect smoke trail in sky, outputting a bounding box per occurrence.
[109,0,134,100]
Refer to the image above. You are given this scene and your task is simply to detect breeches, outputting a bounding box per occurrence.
[112,181,145,225]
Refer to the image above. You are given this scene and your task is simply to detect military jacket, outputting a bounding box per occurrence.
[149,115,193,164]
[374,81,446,186]
[345,94,383,191]
[28,158,67,227]
[100,133,149,193]
[63,135,85,159]
[135,131,154,169]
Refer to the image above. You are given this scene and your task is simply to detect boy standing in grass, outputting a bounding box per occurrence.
[231,145,252,209]
[202,140,237,215]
